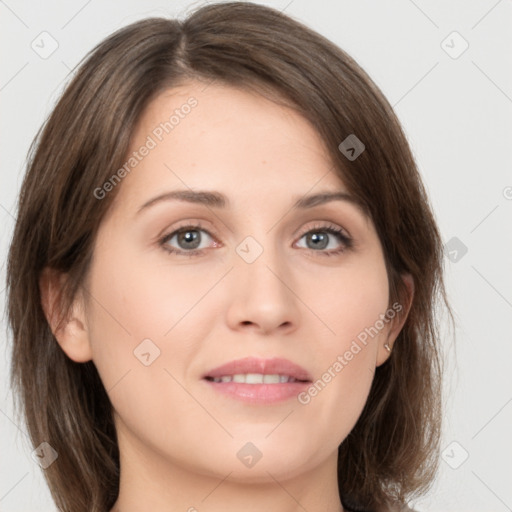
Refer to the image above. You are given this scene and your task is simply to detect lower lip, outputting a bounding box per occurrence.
[203,379,310,404]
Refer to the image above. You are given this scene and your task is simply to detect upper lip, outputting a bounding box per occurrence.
[202,357,312,382]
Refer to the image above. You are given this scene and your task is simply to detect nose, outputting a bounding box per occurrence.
[225,245,301,336]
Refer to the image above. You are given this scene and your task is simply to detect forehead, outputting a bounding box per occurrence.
[113,81,349,213]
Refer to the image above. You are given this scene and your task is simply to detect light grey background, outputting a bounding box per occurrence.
[1,1,511,511]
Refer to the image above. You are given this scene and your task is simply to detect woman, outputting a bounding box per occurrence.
[6,2,451,511]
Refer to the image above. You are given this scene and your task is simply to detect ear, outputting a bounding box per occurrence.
[39,267,93,363]
[376,273,414,366]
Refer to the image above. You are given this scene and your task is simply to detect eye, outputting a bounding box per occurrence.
[295,223,352,256]
[159,222,218,257]
[158,221,353,258]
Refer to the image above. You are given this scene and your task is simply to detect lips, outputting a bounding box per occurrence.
[202,357,313,404]
[202,356,312,382]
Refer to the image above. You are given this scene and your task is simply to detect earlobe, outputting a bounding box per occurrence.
[39,267,93,363]
[376,273,415,366]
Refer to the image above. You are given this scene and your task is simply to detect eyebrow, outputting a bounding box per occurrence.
[136,189,367,216]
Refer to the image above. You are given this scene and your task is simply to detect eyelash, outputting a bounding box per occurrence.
[158,221,353,258]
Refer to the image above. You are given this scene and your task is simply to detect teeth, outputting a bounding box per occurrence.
[245,373,263,384]
[210,373,299,384]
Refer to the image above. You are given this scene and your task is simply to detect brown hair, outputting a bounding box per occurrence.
[6,2,451,511]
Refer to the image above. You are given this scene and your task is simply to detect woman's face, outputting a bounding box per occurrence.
[68,81,406,484]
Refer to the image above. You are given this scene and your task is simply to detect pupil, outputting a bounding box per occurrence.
[178,230,200,249]
[309,232,328,250]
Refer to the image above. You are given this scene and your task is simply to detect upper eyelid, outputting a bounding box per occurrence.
[301,221,351,237]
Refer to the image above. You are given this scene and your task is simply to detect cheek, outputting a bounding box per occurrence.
[297,257,389,443]
[84,248,211,454]
[85,241,224,390]
[313,254,390,350]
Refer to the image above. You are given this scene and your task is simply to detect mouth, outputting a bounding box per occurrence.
[201,356,312,404]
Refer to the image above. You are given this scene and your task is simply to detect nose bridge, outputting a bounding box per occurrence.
[226,230,300,333]
[236,232,289,296]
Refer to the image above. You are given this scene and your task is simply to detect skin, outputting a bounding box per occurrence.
[41,81,413,512]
